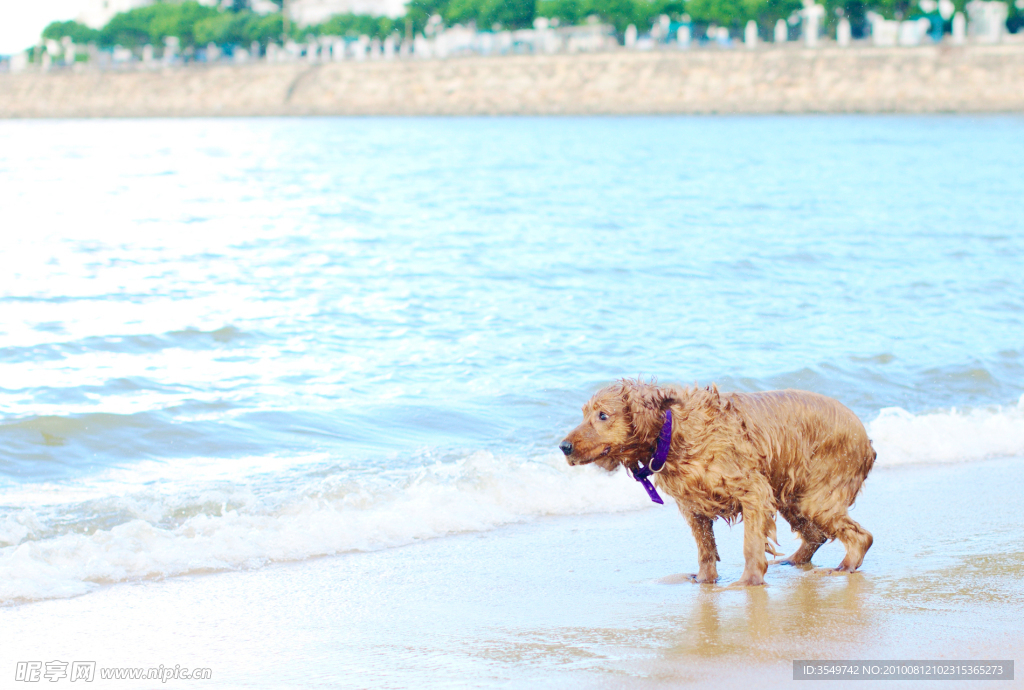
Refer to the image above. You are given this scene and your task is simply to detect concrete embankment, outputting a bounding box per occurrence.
[2,44,1023,117]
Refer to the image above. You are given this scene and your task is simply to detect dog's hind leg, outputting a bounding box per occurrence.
[777,510,827,566]
[681,510,719,583]
[817,511,872,572]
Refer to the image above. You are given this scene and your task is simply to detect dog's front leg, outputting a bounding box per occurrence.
[682,511,719,583]
[734,494,774,587]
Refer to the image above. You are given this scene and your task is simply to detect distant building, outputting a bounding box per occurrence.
[288,0,409,24]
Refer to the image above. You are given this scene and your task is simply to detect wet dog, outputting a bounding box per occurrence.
[559,379,875,586]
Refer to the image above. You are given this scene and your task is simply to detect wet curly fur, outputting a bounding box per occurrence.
[560,379,875,586]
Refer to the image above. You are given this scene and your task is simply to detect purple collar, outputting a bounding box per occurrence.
[629,409,672,504]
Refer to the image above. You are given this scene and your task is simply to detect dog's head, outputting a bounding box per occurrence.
[559,379,676,471]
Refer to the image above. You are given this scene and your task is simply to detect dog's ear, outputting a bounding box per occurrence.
[620,378,675,445]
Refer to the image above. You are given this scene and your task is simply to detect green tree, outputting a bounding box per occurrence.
[536,0,595,26]
[99,1,220,48]
[443,0,483,25]
[315,13,397,38]
[596,0,658,33]
[194,13,242,44]
[685,0,750,28]
[42,20,101,44]
[754,0,804,32]
[194,10,282,45]
[99,6,158,46]
[404,0,450,34]
[482,0,537,28]
[1009,0,1022,33]
[245,13,285,44]
[154,1,223,45]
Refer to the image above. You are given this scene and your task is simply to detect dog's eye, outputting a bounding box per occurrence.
[598,412,608,421]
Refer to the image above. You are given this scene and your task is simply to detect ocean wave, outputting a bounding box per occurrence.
[870,395,1024,466]
[0,451,650,604]
[3,398,1023,605]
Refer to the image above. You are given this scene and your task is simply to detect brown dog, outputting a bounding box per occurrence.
[559,379,875,586]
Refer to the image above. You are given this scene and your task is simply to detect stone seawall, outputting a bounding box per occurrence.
[2,44,1024,117]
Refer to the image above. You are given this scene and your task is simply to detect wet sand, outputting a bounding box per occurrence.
[2,457,1022,688]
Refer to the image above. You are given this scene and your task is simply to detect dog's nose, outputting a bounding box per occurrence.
[559,440,573,457]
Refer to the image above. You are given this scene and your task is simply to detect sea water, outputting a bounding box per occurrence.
[1,116,1023,605]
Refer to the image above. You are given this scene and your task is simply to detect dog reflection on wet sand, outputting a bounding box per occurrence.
[559,379,876,586]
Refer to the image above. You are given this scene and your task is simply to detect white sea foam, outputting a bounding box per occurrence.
[870,395,1024,466]
[4,399,1023,605]
[0,452,651,604]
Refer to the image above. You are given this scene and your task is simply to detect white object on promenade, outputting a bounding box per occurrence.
[478,31,495,56]
[624,24,638,48]
[330,38,345,61]
[355,35,371,61]
[952,11,966,42]
[677,24,691,48]
[745,20,758,47]
[867,12,899,46]
[62,37,76,65]
[775,18,788,42]
[898,18,930,45]
[413,34,430,59]
[966,0,1008,43]
[10,51,29,73]
[163,36,180,64]
[495,30,514,54]
[800,0,825,47]
[837,17,852,46]
[653,14,670,43]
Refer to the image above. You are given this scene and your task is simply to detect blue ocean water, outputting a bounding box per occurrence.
[1,116,1022,602]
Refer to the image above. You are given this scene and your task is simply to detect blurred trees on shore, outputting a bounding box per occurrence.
[40,0,1012,49]
[43,2,287,48]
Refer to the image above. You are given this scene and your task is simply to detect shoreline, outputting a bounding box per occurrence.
[3,457,1023,688]
[2,44,1024,117]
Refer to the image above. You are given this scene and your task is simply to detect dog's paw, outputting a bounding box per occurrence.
[772,557,813,567]
[729,573,766,587]
[822,565,858,575]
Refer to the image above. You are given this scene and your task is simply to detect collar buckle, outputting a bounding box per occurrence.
[629,409,673,504]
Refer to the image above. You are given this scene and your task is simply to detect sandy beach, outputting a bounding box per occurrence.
[4,456,1022,688]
